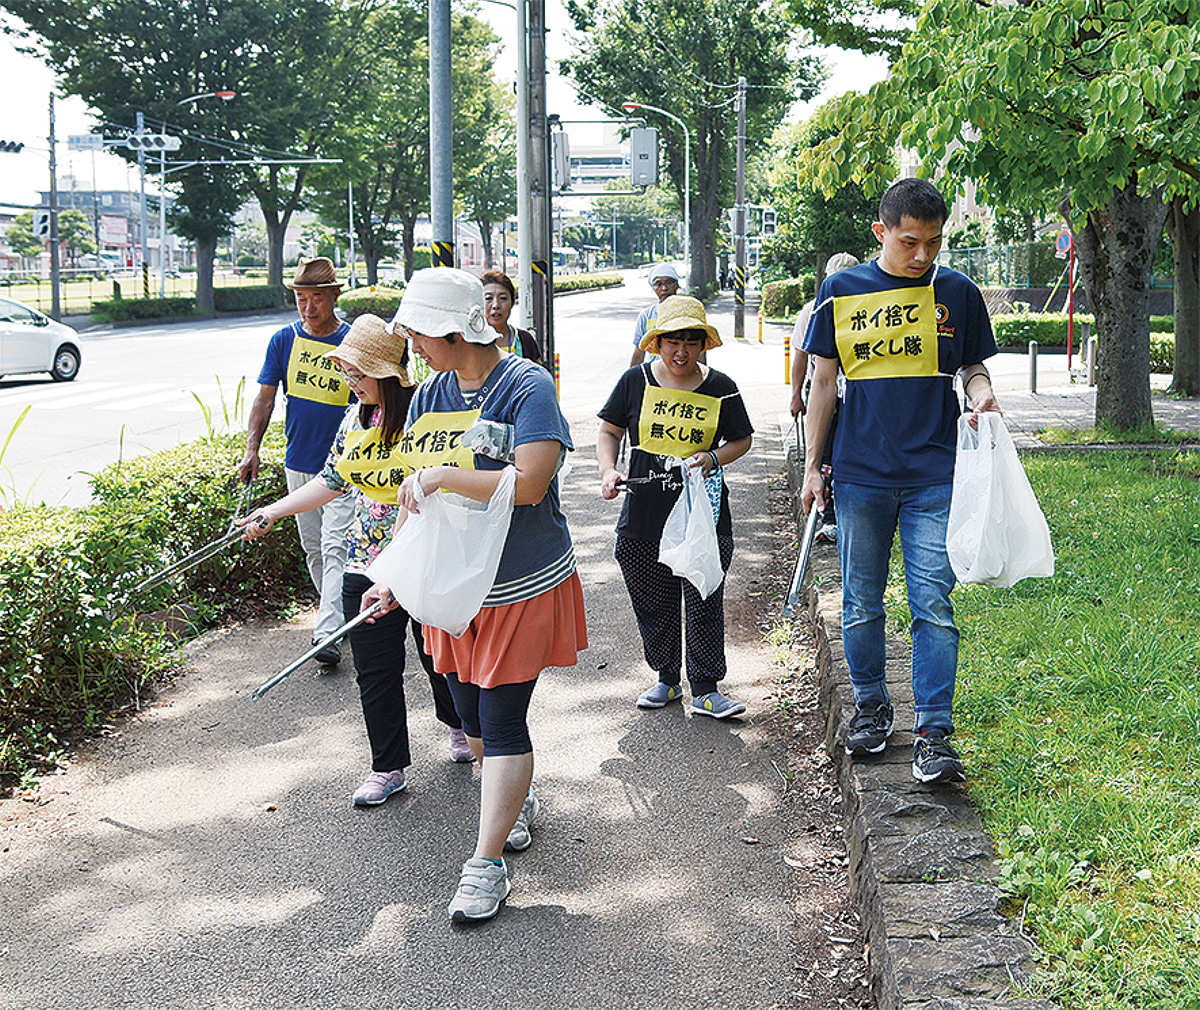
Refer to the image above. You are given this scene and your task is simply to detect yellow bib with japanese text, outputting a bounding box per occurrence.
[637,385,722,458]
[396,409,479,471]
[334,427,410,503]
[286,335,352,406]
[833,286,938,381]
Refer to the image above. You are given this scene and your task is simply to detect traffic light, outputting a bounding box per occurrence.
[0,140,24,153]
[33,211,50,237]
[762,208,777,237]
[124,134,181,151]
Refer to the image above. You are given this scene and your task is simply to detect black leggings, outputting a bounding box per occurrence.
[342,572,460,772]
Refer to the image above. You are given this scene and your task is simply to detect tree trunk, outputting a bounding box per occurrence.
[266,217,288,288]
[1167,197,1200,397]
[402,214,417,280]
[195,235,217,311]
[1070,181,1168,431]
[478,219,494,269]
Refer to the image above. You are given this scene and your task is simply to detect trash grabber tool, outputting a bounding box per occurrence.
[781,501,822,620]
[131,481,259,595]
[251,601,384,701]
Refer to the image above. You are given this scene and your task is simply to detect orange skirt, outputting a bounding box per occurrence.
[423,571,588,688]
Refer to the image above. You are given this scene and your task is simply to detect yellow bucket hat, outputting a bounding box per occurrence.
[639,295,723,352]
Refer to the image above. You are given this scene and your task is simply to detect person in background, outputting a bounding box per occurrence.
[368,268,587,925]
[239,257,354,666]
[240,314,474,807]
[800,178,1001,785]
[629,263,680,368]
[789,252,860,544]
[598,295,753,719]
[481,269,542,363]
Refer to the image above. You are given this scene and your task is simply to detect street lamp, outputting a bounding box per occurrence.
[165,91,237,293]
[622,100,690,291]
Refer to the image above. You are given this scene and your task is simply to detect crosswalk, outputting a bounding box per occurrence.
[0,378,252,415]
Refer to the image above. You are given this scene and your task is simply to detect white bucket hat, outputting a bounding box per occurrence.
[647,263,680,286]
[390,267,492,343]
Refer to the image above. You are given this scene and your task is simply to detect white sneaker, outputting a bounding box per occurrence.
[352,770,406,806]
[504,790,541,852]
[448,857,510,922]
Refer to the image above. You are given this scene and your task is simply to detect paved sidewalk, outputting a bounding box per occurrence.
[0,287,820,1010]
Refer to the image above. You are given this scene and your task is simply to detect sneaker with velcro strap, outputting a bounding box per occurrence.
[690,691,747,720]
[448,857,510,923]
[636,681,685,709]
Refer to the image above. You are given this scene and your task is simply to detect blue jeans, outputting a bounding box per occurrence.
[835,480,959,734]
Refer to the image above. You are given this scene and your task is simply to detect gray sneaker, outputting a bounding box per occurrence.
[448,857,510,923]
[504,790,541,852]
[352,769,406,807]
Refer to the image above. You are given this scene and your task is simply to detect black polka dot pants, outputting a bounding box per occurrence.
[614,533,734,694]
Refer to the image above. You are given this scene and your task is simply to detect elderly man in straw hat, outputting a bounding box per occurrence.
[239,256,355,665]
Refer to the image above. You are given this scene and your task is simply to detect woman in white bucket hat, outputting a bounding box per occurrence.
[365,268,587,925]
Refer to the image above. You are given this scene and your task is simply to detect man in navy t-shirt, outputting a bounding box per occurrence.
[801,178,1001,785]
[239,257,354,665]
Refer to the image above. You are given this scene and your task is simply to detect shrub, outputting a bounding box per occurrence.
[410,247,432,272]
[0,427,306,790]
[993,313,1175,348]
[554,271,623,293]
[761,275,815,320]
[1150,331,1174,373]
[90,296,198,323]
[213,285,288,312]
[338,285,405,321]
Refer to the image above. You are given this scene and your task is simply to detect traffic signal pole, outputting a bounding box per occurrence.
[429,0,454,267]
[48,94,61,320]
[733,76,747,340]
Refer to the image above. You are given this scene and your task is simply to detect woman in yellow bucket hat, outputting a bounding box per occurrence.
[597,295,754,719]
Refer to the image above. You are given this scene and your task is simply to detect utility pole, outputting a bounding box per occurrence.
[516,0,530,327]
[48,94,61,320]
[429,0,453,267]
[733,76,747,340]
[527,0,553,364]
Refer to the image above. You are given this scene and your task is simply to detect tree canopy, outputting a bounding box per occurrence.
[562,0,821,294]
[798,0,1200,430]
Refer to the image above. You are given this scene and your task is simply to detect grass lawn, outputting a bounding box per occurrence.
[890,449,1200,1007]
[0,271,270,316]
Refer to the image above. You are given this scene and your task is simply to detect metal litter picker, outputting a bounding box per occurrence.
[251,602,384,700]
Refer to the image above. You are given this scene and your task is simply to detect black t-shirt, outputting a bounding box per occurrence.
[598,363,754,541]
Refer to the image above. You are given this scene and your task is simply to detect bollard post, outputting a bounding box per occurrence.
[784,332,791,386]
[757,308,763,343]
[554,351,561,400]
[1086,335,1097,386]
[1028,340,1038,394]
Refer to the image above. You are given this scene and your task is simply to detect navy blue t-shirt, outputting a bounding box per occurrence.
[803,260,996,487]
[257,320,353,473]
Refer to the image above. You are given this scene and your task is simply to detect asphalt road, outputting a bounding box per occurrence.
[0,279,833,1009]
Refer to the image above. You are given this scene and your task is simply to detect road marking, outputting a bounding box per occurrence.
[33,383,168,409]
[97,389,199,411]
[0,380,122,406]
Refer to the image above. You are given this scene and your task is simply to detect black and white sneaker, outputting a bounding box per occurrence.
[844,702,894,755]
[912,732,966,783]
[313,639,342,666]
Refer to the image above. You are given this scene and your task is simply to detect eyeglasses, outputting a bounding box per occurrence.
[338,367,367,384]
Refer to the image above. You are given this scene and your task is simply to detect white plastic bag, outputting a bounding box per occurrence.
[946,412,1054,588]
[658,460,725,599]
[366,466,517,637]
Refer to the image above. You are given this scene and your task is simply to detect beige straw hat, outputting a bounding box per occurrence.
[324,313,412,386]
[639,294,723,351]
[285,256,342,290]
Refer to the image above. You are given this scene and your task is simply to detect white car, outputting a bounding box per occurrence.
[0,296,81,381]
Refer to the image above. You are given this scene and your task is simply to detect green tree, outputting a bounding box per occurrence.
[562,0,820,295]
[594,183,681,267]
[1167,198,1200,395]
[5,211,43,260]
[758,119,877,283]
[798,0,1200,431]
[57,209,96,265]
[456,82,517,270]
[780,0,915,59]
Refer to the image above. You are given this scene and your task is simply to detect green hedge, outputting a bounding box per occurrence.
[90,296,199,323]
[1151,332,1174,373]
[338,285,405,321]
[993,313,1174,348]
[761,275,815,320]
[554,271,623,293]
[0,427,306,791]
[213,285,288,312]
